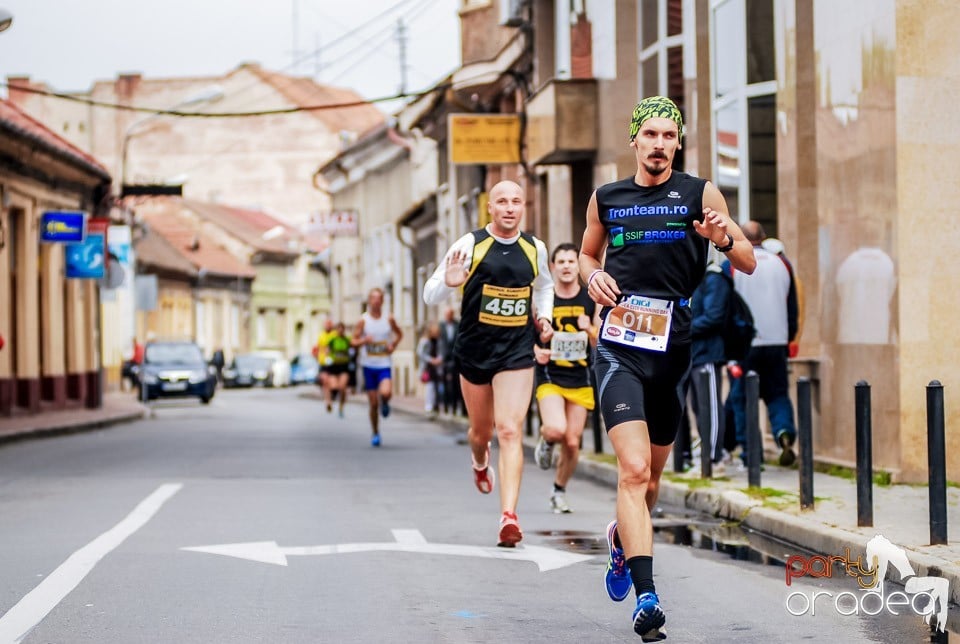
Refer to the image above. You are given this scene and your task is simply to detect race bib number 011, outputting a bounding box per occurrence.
[550,331,588,361]
[479,284,531,327]
[600,296,673,352]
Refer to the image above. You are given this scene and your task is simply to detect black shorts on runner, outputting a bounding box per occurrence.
[325,363,350,376]
[458,355,535,386]
[593,340,691,446]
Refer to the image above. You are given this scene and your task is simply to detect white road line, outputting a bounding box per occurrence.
[391,529,427,545]
[0,483,183,644]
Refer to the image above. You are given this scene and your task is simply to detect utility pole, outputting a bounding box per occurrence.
[396,18,408,96]
[291,0,300,72]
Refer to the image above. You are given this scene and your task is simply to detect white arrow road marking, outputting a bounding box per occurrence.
[182,528,593,572]
[0,483,183,644]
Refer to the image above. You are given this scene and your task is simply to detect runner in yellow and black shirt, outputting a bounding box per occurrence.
[533,243,600,514]
[423,180,554,548]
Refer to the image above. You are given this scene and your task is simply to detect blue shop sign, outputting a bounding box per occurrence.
[65,232,106,279]
[40,211,86,243]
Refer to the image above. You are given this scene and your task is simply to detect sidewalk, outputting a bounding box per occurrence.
[0,392,147,445]
[389,394,960,606]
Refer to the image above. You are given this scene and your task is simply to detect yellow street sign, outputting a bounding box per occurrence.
[449,114,521,165]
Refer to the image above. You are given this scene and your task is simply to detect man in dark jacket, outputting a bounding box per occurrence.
[689,261,732,473]
[438,307,463,416]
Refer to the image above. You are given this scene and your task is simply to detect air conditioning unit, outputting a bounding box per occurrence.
[499,0,525,27]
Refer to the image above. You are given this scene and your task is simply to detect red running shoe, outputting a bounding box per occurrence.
[498,511,523,548]
[472,447,495,494]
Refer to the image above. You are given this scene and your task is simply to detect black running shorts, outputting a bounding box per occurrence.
[593,340,691,446]
[458,355,536,386]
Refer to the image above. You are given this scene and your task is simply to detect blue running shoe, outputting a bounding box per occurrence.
[605,520,631,601]
[633,592,666,642]
[371,434,381,447]
[381,399,391,418]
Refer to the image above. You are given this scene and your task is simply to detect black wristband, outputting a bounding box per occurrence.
[713,233,735,253]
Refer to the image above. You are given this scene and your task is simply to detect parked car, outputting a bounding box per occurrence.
[252,350,292,387]
[290,353,319,385]
[222,354,273,388]
[136,341,217,404]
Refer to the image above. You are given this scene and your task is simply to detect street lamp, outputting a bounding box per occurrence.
[0,9,12,33]
[120,84,224,196]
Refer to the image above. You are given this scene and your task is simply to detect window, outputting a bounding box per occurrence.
[710,0,777,230]
[638,0,685,170]
[231,303,240,348]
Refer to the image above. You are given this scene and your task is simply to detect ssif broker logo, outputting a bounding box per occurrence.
[784,535,948,632]
[609,226,685,248]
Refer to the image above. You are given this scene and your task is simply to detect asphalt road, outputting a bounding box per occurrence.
[0,387,949,643]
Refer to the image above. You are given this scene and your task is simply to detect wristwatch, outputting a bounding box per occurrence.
[713,233,735,253]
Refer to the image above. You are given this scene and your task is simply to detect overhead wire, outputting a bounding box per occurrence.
[0,60,502,118]
[327,0,441,85]
[224,0,432,107]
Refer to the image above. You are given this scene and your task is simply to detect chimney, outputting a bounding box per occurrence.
[116,73,143,101]
[6,76,37,105]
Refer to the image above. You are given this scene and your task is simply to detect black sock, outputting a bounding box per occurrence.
[553,483,565,494]
[627,555,656,596]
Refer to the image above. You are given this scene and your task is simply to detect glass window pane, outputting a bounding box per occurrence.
[667,0,682,36]
[642,55,659,99]
[715,100,741,220]
[748,94,777,235]
[746,0,775,84]
[713,0,744,98]
[642,0,659,49]
[668,46,685,171]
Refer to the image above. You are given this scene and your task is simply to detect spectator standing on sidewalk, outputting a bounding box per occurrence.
[688,257,733,474]
[417,321,444,420]
[423,179,554,548]
[762,236,804,358]
[532,242,600,514]
[438,308,463,417]
[726,221,799,466]
[580,96,755,640]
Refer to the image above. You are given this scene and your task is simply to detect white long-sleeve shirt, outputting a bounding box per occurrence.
[423,227,554,321]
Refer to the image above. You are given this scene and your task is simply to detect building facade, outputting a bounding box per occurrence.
[7,63,384,225]
[519,0,960,482]
[0,99,112,415]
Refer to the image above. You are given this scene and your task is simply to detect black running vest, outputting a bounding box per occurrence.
[455,229,540,370]
[536,287,596,389]
[596,171,709,344]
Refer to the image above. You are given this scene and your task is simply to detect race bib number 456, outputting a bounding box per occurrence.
[479,284,531,327]
[600,296,673,352]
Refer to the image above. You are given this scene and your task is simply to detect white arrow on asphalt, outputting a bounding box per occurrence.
[182,529,593,572]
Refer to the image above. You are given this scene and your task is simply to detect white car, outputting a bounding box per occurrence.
[252,351,292,387]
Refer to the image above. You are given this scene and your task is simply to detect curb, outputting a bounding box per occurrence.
[576,455,960,605]
[0,409,147,447]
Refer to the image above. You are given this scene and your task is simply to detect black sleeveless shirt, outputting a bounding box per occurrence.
[536,286,596,389]
[596,171,709,344]
[455,229,539,370]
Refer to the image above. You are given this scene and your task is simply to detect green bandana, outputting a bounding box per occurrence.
[628,96,683,141]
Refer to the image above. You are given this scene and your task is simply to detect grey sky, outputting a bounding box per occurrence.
[0,0,461,108]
